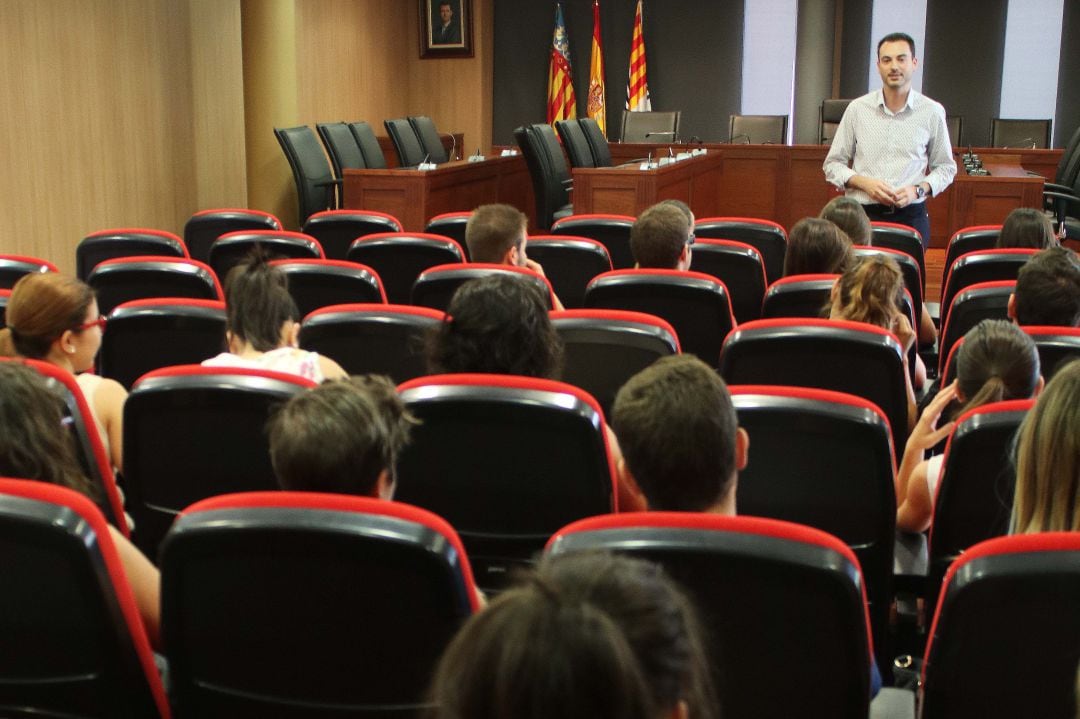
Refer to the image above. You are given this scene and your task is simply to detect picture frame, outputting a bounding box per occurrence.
[419,0,474,59]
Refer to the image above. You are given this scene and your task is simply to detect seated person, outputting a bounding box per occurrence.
[268,375,417,498]
[0,361,160,648]
[630,202,694,271]
[829,254,921,425]
[611,354,748,514]
[896,320,1042,533]
[996,207,1059,249]
[202,253,347,382]
[783,217,853,277]
[427,551,717,719]
[465,203,564,310]
[1009,246,1080,327]
[819,196,872,246]
[1012,358,1080,533]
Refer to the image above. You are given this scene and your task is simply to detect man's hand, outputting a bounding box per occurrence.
[851,175,900,205]
[894,185,920,208]
[524,258,546,276]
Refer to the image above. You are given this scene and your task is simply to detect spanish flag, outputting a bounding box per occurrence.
[625,0,651,112]
[587,1,606,135]
[547,3,577,124]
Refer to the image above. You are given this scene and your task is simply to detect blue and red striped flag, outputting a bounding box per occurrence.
[547,2,577,124]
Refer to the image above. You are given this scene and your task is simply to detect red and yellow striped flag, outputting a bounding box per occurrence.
[547,2,577,124]
[587,1,606,135]
[625,0,651,112]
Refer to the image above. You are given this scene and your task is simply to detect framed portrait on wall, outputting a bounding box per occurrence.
[419,0,473,59]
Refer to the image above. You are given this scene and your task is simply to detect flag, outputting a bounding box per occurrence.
[625,0,651,112]
[587,1,606,135]
[547,3,577,124]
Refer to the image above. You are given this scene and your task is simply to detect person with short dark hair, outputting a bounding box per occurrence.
[996,207,1059,250]
[426,551,717,719]
[1009,246,1080,327]
[464,203,563,310]
[612,354,748,514]
[783,217,853,277]
[268,375,417,498]
[630,202,693,271]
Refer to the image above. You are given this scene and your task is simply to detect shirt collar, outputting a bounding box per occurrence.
[877,87,918,116]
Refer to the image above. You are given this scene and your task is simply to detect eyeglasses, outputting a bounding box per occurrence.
[74,316,107,332]
[686,232,696,246]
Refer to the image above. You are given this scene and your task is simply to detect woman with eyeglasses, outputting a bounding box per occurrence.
[0,272,127,473]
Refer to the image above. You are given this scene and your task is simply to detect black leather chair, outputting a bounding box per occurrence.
[945,115,963,145]
[269,258,386,318]
[690,239,767,323]
[316,121,369,179]
[585,269,736,367]
[694,217,788,284]
[274,126,340,224]
[77,228,188,281]
[207,230,323,281]
[408,115,450,163]
[424,211,472,258]
[819,99,852,144]
[183,208,282,264]
[87,256,223,315]
[301,209,403,260]
[384,118,427,167]
[761,274,836,319]
[937,280,1015,378]
[1022,325,1080,379]
[0,254,58,289]
[578,117,613,167]
[989,118,1052,148]
[514,123,573,230]
[870,221,926,280]
[300,303,443,383]
[346,232,465,305]
[0,289,8,326]
[939,248,1036,319]
[411,263,555,312]
[99,298,227,389]
[525,235,612,308]
[729,385,896,665]
[550,214,635,269]
[943,225,1001,276]
[348,121,388,169]
[852,245,924,314]
[921,533,1080,718]
[620,110,681,143]
[0,479,168,718]
[395,374,617,590]
[162,492,480,718]
[123,365,317,559]
[555,119,595,168]
[551,308,679,418]
[728,114,787,144]
[547,512,876,719]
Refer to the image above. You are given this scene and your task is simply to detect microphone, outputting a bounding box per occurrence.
[1003,138,1036,149]
[448,134,458,161]
[417,153,430,169]
[644,131,677,141]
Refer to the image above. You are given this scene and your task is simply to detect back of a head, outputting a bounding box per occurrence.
[223,253,299,351]
[465,204,527,264]
[631,203,690,269]
[1012,359,1080,533]
[612,355,738,512]
[427,274,563,379]
[268,375,416,496]
[784,217,853,276]
[427,551,715,719]
[1014,247,1080,327]
[996,207,1058,250]
[0,273,94,360]
[0,361,97,499]
[831,253,903,329]
[955,319,1040,416]
[819,196,872,246]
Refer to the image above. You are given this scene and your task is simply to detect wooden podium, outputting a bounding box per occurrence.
[571,152,723,218]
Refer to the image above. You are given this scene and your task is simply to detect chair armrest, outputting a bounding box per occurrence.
[1044,182,1075,195]
[1045,191,1080,223]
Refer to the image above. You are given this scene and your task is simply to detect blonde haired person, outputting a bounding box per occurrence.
[1011,359,1080,534]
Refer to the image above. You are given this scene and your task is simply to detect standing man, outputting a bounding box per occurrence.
[432,1,460,45]
[823,32,956,248]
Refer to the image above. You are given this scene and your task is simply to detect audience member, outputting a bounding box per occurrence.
[829,253,920,426]
[464,203,563,309]
[202,253,346,382]
[1009,246,1080,327]
[427,551,716,719]
[268,375,417,497]
[896,320,1041,532]
[0,361,160,647]
[1011,358,1080,533]
[0,273,126,472]
[783,217,853,277]
[996,207,1059,249]
[612,354,747,514]
[630,202,693,271]
[657,198,695,226]
[819,196,872,246]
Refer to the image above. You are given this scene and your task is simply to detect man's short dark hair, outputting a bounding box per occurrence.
[1014,246,1080,327]
[612,355,739,512]
[877,32,916,58]
[465,204,527,264]
[630,203,690,269]
[268,375,417,495]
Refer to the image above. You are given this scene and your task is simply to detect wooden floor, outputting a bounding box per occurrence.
[926,249,945,304]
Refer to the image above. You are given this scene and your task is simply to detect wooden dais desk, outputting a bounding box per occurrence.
[571,152,723,217]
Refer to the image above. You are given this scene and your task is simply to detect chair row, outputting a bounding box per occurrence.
[3,470,1077,718]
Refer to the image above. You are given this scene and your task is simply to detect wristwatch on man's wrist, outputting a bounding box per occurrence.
[915,184,927,200]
